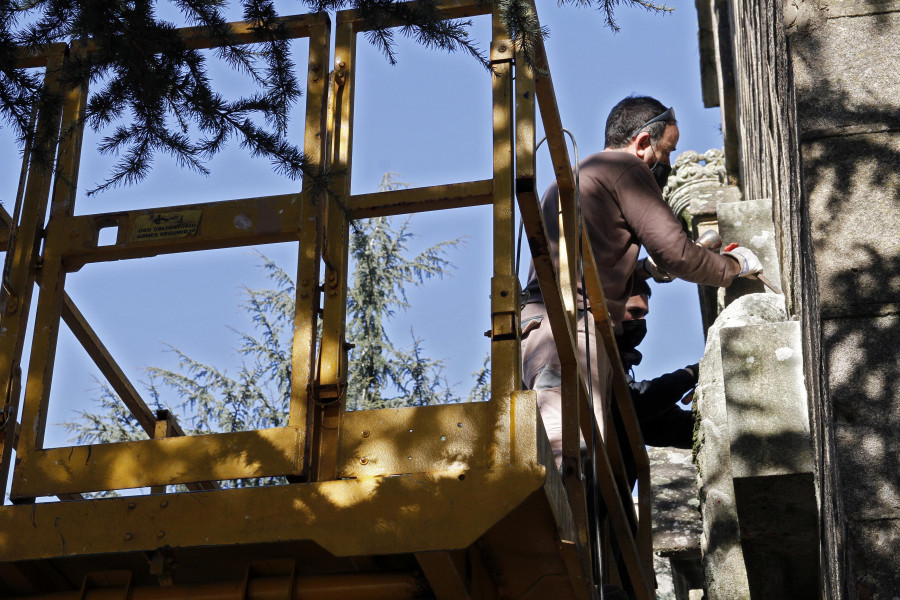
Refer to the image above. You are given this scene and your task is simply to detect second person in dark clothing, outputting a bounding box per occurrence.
[616,279,696,449]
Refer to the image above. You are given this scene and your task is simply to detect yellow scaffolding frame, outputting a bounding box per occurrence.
[0,3,655,598]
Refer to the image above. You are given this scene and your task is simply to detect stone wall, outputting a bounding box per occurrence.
[704,0,900,596]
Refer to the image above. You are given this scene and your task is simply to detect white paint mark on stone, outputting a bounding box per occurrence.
[746,356,755,364]
[734,221,742,227]
[775,347,794,361]
[750,230,772,248]
[234,213,252,230]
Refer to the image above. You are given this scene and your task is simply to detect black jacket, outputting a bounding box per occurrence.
[626,368,696,424]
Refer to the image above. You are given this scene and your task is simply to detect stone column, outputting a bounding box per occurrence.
[662,149,741,335]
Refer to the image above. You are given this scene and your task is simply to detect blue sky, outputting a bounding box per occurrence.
[0,1,723,450]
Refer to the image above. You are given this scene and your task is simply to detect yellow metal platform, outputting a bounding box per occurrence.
[0,2,655,598]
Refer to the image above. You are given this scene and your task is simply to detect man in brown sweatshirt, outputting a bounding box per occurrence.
[521,95,762,466]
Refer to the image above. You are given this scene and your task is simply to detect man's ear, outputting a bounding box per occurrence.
[634,131,652,158]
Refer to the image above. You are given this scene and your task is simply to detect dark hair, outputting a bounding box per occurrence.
[604,95,676,149]
[632,278,652,299]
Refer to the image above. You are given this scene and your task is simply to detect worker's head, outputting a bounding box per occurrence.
[604,96,679,188]
[616,279,652,365]
[623,279,652,322]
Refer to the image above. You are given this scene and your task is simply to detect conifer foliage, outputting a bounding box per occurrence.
[1,0,669,194]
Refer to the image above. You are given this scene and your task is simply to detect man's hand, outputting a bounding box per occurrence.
[638,256,674,283]
[724,246,763,279]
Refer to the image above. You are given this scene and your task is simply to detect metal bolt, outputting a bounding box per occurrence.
[360,457,368,465]
[127,502,136,510]
[361,430,370,438]
[124,533,133,541]
[69,228,79,238]
[160,499,168,508]
[339,61,346,68]
[157,530,165,539]
[498,45,507,53]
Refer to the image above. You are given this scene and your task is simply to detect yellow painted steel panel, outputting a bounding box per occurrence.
[339,402,495,478]
[0,466,546,562]
[10,427,304,498]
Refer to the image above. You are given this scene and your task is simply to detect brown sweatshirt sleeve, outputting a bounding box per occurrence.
[614,164,735,288]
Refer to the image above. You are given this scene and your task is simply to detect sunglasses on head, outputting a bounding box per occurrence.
[630,107,675,139]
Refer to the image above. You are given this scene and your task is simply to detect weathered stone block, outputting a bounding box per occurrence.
[824,314,900,516]
[792,9,900,134]
[650,446,705,600]
[717,199,782,305]
[650,447,702,556]
[721,322,813,479]
[802,133,900,318]
[688,185,742,221]
[721,321,818,599]
[694,293,787,600]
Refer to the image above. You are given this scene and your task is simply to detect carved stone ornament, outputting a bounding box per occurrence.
[662,148,727,221]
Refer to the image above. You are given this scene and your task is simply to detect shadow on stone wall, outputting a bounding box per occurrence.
[791,12,900,595]
[820,247,900,598]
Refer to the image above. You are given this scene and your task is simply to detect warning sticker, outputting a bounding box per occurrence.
[131,210,202,242]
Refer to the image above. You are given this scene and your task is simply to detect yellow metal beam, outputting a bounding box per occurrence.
[21,15,329,65]
[45,193,304,270]
[309,18,355,482]
[175,12,330,50]
[339,0,491,31]
[10,427,303,499]
[0,48,67,500]
[149,410,220,493]
[580,232,654,584]
[0,465,546,562]
[348,179,493,219]
[288,18,330,448]
[525,11,575,196]
[12,43,69,69]
[488,19,521,463]
[15,80,85,454]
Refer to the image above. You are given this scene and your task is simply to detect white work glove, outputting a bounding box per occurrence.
[639,256,674,283]
[724,246,763,278]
